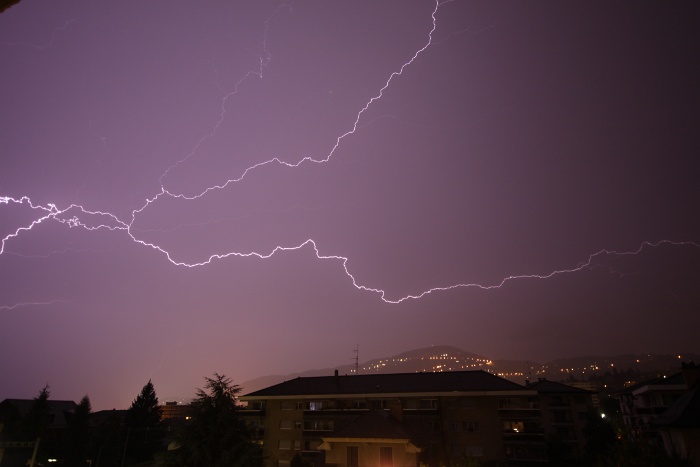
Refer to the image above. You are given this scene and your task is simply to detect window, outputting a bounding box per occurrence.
[450,421,460,432]
[499,398,521,409]
[557,427,572,439]
[294,420,302,429]
[308,401,323,411]
[379,447,393,466]
[503,421,525,432]
[279,440,291,450]
[295,401,304,410]
[551,395,566,406]
[347,446,359,467]
[371,399,389,409]
[351,399,367,409]
[250,401,265,411]
[304,439,322,451]
[462,420,479,432]
[419,399,438,409]
[281,401,294,410]
[303,419,334,431]
[280,420,293,430]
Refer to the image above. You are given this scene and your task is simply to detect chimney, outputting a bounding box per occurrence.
[334,369,339,377]
[681,362,699,388]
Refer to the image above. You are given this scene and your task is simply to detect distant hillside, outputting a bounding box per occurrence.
[239,345,699,396]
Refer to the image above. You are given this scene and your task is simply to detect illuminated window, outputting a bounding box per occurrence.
[503,421,525,432]
[307,401,324,410]
[379,447,393,466]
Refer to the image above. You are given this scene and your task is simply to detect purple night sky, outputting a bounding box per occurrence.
[1,1,699,409]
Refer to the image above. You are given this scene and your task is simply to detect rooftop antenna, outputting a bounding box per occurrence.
[353,344,359,374]
[525,361,533,385]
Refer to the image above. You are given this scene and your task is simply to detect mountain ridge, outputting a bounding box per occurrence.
[240,345,699,396]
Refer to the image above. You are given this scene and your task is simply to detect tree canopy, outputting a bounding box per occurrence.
[125,380,163,464]
[175,373,261,467]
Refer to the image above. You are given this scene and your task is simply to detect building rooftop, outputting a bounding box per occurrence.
[527,379,594,393]
[241,370,527,398]
[653,384,700,429]
[0,399,78,429]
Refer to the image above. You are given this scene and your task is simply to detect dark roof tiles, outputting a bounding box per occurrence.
[242,370,526,398]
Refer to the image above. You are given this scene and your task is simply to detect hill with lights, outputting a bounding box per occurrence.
[240,346,699,396]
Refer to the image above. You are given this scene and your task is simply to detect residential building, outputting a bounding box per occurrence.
[653,363,700,466]
[240,370,548,467]
[526,379,596,460]
[0,398,78,466]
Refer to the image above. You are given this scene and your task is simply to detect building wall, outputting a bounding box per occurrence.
[537,392,593,458]
[243,392,548,467]
[323,441,416,467]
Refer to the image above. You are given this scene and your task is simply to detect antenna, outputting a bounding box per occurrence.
[353,344,359,374]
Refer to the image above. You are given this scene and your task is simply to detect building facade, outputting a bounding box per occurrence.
[241,370,552,467]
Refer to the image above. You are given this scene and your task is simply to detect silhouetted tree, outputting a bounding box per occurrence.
[176,373,261,467]
[91,410,127,467]
[23,384,52,440]
[125,380,163,464]
[65,395,91,466]
[583,409,616,465]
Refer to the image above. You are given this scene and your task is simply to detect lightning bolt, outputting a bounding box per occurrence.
[0,300,67,311]
[2,1,698,308]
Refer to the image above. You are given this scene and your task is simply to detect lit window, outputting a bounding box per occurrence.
[379,447,393,467]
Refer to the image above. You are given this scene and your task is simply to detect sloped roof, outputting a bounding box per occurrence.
[528,379,593,393]
[653,384,700,428]
[615,372,685,395]
[0,399,78,429]
[242,370,526,398]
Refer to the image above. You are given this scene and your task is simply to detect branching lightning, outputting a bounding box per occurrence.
[2,1,698,309]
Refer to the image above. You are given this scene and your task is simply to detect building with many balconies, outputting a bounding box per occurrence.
[240,370,550,467]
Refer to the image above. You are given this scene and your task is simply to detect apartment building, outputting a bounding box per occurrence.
[240,370,549,467]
